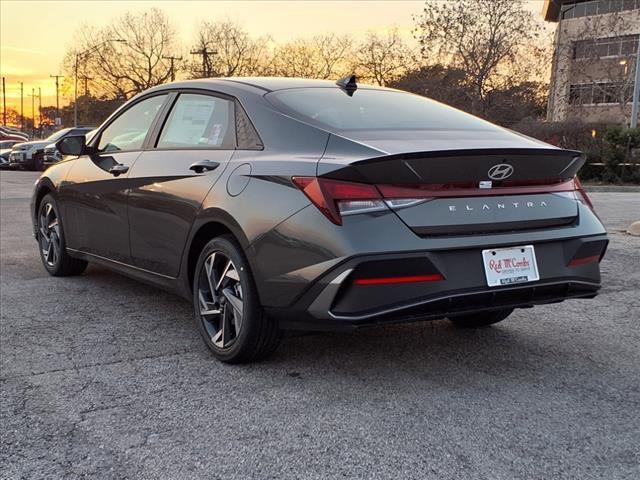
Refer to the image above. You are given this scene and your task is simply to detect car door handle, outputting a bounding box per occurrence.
[108,164,129,177]
[189,160,220,174]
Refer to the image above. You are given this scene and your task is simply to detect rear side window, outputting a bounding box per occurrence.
[157,94,234,149]
[98,95,167,153]
[266,88,499,132]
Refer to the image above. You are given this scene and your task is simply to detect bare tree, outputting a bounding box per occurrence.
[414,0,544,115]
[64,8,180,100]
[352,28,415,86]
[271,34,353,79]
[188,20,272,78]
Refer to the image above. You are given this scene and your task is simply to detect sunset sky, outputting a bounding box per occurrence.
[0,0,548,118]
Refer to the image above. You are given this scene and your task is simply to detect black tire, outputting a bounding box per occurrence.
[37,194,88,276]
[448,308,513,328]
[33,153,44,171]
[193,235,280,363]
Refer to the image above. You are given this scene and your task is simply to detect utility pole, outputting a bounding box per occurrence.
[163,55,183,82]
[2,77,6,126]
[38,87,42,128]
[631,36,640,129]
[78,75,92,97]
[30,88,35,136]
[20,82,24,131]
[190,47,217,78]
[50,74,63,123]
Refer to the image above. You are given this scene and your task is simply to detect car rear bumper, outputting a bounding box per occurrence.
[267,234,608,330]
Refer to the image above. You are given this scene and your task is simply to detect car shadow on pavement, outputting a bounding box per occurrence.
[58,264,603,388]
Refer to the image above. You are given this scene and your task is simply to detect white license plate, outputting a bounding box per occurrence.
[482,245,539,287]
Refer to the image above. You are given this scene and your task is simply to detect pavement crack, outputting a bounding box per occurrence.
[0,349,199,381]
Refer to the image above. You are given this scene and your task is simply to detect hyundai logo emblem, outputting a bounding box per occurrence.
[488,163,514,180]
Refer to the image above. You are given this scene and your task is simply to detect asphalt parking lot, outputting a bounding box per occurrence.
[1,170,639,480]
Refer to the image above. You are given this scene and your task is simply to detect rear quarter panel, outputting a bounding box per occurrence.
[182,106,330,295]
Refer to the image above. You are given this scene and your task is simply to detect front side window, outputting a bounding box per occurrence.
[97,95,167,153]
[156,94,234,149]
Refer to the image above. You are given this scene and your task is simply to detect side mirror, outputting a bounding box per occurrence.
[57,135,87,156]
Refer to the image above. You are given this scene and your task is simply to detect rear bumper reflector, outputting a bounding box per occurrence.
[568,255,600,267]
[353,273,444,286]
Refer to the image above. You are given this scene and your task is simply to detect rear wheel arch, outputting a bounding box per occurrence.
[186,216,252,294]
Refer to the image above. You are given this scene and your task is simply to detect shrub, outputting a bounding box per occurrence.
[510,120,640,184]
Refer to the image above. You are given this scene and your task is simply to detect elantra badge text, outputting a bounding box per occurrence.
[449,201,548,212]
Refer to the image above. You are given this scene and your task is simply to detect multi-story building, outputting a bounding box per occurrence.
[543,0,640,124]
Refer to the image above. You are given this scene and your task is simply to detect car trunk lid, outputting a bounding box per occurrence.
[318,137,583,236]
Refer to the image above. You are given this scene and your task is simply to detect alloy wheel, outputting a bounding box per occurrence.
[197,251,244,349]
[38,202,60,267]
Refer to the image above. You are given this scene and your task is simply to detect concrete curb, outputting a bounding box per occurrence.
[627,221,640,236]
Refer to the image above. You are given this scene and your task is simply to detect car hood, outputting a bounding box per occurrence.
[13,140,49,150]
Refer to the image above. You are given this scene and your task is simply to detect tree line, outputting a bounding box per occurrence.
[56,0,549,128]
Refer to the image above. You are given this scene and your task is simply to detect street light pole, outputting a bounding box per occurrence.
[31,88,35,136]
[2,77,6,126]
[74,53,79,126]
[631,37,640,128]
[20,82,24,131]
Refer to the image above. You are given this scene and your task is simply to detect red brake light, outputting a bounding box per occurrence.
[292,177,382,225]
[353,273,444,285]
[568,255,600,267]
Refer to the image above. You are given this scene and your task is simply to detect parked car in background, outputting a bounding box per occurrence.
[0,140,21,151]
[9,127,94,171]
[43,129,96,167]
[0,126,29,142]
[31,77,608,363]
[0,140,21,169]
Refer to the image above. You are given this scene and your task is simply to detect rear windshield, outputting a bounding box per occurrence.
[266,88,497,132]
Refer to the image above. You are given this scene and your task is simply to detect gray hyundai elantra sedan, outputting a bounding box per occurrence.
[31,76,608,363]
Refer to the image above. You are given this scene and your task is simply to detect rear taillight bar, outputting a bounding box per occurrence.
[377,179,578,199]
[292,176,593,225]
[292,177,384,225]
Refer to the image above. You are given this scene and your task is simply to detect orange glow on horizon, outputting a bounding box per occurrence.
[1,0,547,118]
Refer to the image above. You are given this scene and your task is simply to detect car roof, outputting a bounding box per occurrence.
[220,77,370,92]
[148,77,388,96]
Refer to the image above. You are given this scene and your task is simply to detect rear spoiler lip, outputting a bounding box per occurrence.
[342,147,582,167]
